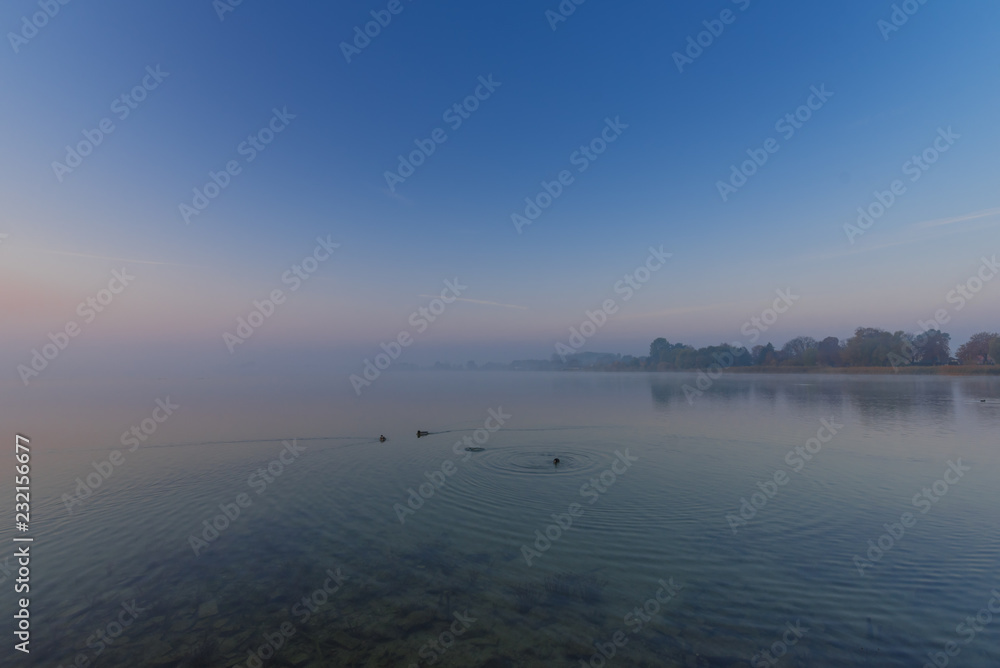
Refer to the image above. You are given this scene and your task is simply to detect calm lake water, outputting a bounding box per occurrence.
[6,371,1000,667]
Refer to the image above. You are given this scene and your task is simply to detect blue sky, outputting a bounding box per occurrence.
[2,0,999,374]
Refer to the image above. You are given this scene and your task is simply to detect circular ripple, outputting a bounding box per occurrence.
[438,444,626,536]
[467,445,609,477]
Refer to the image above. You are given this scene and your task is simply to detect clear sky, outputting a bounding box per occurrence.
[3,0,999,378]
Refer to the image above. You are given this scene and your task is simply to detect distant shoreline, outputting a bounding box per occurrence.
[599,366,1000,376]
[417,365,1000,376]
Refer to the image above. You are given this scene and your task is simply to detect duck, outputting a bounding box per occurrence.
[379,435,386,442]
[416,430,429,437]
[553,458,560,465]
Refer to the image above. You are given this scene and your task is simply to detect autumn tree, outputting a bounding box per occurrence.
[956,332,999,365]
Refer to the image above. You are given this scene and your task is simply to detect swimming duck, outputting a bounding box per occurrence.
[379,435,386,442]
[553,458,560,465]
[416,430,429,437]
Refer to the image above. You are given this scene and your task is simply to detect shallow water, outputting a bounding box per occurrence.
[5,371,1000,667]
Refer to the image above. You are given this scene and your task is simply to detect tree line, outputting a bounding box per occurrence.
[633,328,1000,370]
[437,329,1000,372]
[526,329,998,371]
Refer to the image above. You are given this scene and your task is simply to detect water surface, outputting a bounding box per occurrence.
[5,371,999,667]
